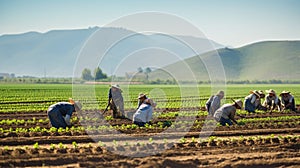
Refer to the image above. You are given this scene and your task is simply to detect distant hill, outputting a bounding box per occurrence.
[0,27,223,77]
[150,41,300,81]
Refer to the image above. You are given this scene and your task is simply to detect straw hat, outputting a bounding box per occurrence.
[69,98,82,111]
[257,90,265,98]
[111,84,121,90]
[138,93,147,99]
[279,90,291,96]
[265,89,276,95]
[249,90,260,97]
[234,99,243,109]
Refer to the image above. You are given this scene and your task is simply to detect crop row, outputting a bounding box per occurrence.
[1,84,299,113]
[1,120,299,138]
[1,135,299,157]
[1,114,299,128]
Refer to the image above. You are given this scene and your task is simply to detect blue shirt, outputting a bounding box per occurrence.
[48,102,74,116]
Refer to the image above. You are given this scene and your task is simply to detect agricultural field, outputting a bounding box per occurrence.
[0,83,300,167]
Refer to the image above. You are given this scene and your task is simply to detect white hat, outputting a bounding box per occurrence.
[111,84,121,89]
[279,90,290,96]
[234,99,243,109]
[257,90,265,98]
[266,89,276,95]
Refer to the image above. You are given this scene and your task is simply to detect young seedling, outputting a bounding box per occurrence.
[98,141,106,147]
[149,137,153,143]
[163,138,168,144]
[113,140,118,146]
[58,142,65,149]
[191,137,196,143]
[180,137,186,143]
[50,143,56,150]
[72,141,78,149]
[33,142,39,150]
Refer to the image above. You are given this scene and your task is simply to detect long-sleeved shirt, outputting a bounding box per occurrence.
[281,94,294,104]
[108,88,123,101]
[133,103,153,123]
[48,102,74,125]
[208,95,222,114]
[213,104,236,121]
[48,102,74,116]
[245,94,258,104]
[263,95,280,105]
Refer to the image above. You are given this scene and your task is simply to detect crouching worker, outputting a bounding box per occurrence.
[47,98,82,128]
[133,98,156,127]
[244,90,261,113]
[280,91,296,111]
[263,89,281,111]
[214,99,243,126]
[205,90,224,116]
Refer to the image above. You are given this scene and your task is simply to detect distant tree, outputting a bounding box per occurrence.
[81,68,93,81]
[144,67,152,81]
[137,67,143,73]
[94,67,107,80]
[144,67,152,74]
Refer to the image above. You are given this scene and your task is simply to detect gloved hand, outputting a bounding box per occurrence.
[63,114,71,126]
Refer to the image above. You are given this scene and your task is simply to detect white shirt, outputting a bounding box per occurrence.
[133,103,153,123]
[209,95,221,114]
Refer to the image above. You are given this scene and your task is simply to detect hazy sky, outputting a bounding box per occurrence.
[0,0,299,47]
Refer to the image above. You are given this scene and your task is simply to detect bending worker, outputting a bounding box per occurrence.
[244,90,263,113]
[214,99,243,126]
[108,84,125,118]
[263,89,282,111]
[206,90,224,116]
[47,98,82,128]
[280,91,296,111]
[133,96,156,127]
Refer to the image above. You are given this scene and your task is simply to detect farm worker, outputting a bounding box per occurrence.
[244,90,261,113]
[213,99,243,126]
[205,90,224,116]
[263,89,282,111]
[108,84,125,118]
[47,98,82,129]
[133,97,156,127]
[280,91,296,111]
[255,90,267,111]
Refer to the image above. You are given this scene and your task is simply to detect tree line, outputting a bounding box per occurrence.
[81,67,107,81]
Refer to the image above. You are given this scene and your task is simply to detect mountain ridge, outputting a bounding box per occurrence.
[0,27,223,77]
[149,40,300,81]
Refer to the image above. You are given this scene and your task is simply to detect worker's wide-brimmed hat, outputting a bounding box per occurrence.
[138,93,147,99]
[234,99,243,109]
[249,90,260,97]
[279,90,291,96]
[265,89,276,95]
[257,90,265,98]
[69,98,82,111]
[111,84,121,89]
